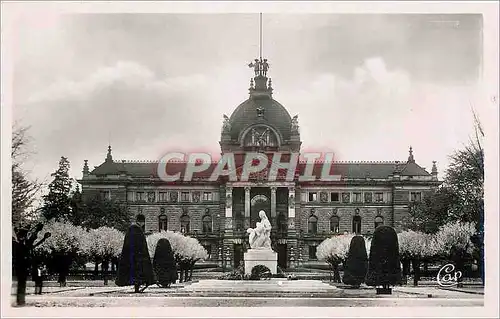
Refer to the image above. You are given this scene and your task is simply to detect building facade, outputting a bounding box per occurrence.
[79,58,441,269]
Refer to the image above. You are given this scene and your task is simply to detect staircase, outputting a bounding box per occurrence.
[170,279,340,298]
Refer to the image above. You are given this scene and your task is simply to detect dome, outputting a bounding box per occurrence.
[228,97,293,143]
[220,58,301,153]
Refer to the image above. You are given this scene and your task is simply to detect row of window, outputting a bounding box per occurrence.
[307,191,422,203]
[153,210,214,234]
[128,191,214,203]
[307,191,386,203]
[152,213,384,235]
[106,190,422,204]
[306,214,384,234]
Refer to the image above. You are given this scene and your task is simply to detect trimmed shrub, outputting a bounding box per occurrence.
[115,225,154,292]
[146,231,208,282]
[366,226,402,288]
[398,230,437,286]
[35,221,86,287]
[81,227,124,285]
[316,233,355,283]
[433,221,476,287]
[153,238,178,287]
[342,235,368,287]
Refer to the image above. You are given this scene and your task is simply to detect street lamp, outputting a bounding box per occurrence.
[218,246,223,271]
[289,246,295,269]
[225,246,231,270]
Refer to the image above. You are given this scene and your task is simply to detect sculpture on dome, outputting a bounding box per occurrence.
[262,59,269,77]
[291,114,299,133]
[248,58,270,77]
[222,114,231,133]
[250,127,270,147]
[247,210,272,249]
[249,59,261,77]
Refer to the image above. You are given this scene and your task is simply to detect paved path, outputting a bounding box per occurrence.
[10,279,483,308]
[16,295,483,307]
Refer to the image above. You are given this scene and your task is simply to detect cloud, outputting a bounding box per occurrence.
[279,56,480,172]
[10,13,484,183]
[16,61,213,179]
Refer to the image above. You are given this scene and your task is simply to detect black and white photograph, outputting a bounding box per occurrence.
[2,1,499,318]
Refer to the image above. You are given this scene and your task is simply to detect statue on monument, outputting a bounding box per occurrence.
[222,114,231,133]
[248,59,261,77]
[247,210,272,250]
[248,58,270,77]
[262,59,269,77]
[291,114,299,133]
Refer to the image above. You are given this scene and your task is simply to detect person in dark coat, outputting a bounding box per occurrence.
[33,264,46,295]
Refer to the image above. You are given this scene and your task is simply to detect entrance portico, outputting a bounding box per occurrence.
[224,182,296,269]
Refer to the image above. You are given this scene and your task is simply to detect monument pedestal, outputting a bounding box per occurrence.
[244,249,278,275]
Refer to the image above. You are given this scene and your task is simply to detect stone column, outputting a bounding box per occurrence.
[271,187,277,230]
[288,187,296,217]
[244,186,251,230]
[287,187,297,269]
[225,186,233,226]
[224,186,233,268]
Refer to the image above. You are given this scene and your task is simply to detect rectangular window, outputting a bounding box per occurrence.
[309,246,317,260]
[136,191,146,202]
[342,192,351,203]
[147,192,156,203]
[353,192,362,203]
[330,192,340,202]
[181,192,190,202]
[410,192,422,202]
[158,192,168,202]
[203,192,213,201]
[374,192,384,202]
[364,192,373,203]
[127,191,134,202]
[308,192,317,202]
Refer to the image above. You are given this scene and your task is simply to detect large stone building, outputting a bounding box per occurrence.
[79,58,440,269]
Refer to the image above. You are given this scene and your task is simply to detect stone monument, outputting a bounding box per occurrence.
[244,210,278,275]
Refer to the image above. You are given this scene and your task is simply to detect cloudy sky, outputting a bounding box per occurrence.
[11,12,485,183]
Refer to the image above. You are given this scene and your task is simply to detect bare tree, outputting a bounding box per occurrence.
[12,122,43,226]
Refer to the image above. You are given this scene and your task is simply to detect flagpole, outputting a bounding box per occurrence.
[259,12,263,60]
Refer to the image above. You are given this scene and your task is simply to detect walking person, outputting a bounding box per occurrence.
[33,265,46,295]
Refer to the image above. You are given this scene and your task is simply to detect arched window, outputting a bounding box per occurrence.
[158,214,168,231]
[352,215,362,234]
[136,214,146,233]
[180,214,190,234]
[202,214,212,233]
[374,215,384,229]
[277,212,287,233]
[242,125,280,148]
[308,215,318,234]
[330,215,340,233]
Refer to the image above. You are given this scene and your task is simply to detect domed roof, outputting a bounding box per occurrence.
[228,97,293,142]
